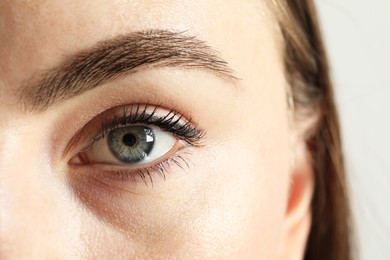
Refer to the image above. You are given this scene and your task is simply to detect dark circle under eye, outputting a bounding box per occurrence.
[107,126,155,163]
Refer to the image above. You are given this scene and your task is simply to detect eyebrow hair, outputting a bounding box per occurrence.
[20,29,237,111]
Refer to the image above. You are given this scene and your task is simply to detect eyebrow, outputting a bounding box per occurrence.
[19,30,237,111]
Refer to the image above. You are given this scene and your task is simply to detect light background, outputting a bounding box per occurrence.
[316,1,390,259]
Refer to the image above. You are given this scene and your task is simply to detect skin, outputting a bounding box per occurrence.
[0,0,315,259]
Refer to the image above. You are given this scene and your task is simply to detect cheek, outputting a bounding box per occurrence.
[188,116,291,258]
[182,144,290,259]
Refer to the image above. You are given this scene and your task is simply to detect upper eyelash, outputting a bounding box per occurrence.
[91,104,206,145]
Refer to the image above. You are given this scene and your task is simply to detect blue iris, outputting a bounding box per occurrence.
[107,126,155,163]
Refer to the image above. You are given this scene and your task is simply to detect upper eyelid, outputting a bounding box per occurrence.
[95,105,201,140]
[65,104,205,158]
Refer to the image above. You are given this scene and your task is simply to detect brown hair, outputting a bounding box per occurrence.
[272,1,352,259]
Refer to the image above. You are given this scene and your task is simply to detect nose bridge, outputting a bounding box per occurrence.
[0,126,63,258]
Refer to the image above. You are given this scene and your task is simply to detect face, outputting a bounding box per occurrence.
[0,0,314,259]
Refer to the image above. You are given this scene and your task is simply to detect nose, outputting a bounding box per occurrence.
[0,130,80,259]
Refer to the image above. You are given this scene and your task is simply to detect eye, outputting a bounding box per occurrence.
[66,104,206,185]
[81,125,176,166]
[67,104,205,186]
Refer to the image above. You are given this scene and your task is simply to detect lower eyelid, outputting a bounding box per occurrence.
[68,146,194,189]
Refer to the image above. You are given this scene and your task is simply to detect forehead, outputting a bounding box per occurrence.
[0,0,276,105]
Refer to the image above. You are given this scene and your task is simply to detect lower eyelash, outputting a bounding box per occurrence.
[95,152,193,187]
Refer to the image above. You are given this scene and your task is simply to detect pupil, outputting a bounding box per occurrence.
[122,133,137,147]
